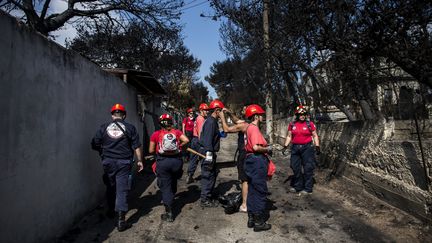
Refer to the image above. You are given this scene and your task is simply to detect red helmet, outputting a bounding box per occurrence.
[199,103,209,111]
[159,114,173,121]
[245,104,265,118]
[187,108,193,113]
[111,104,126,114]
[208,99,225,110]
[295,105,307,115]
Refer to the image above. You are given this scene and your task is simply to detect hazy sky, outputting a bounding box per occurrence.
[49,0,225,99]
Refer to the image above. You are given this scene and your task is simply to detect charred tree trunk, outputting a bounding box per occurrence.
[263,0,274,142]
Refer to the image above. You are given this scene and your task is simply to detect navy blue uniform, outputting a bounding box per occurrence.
[150,129,184,208]
[243,124,269,215]
[187,136,200,176]
[198,116,220,201]
[288,121,317,193]
[291,143,315,192]
[156,155,183,206]
[92,119,141,212]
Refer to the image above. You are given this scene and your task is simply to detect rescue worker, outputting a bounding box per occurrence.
[219,106,249,212]
[283,105,320,195]
[186,103,209,184]
[242,104,272,232]
[91,104,143,232]
[198,99,224,207]
[182,108,195,161]
[149,114,189,222]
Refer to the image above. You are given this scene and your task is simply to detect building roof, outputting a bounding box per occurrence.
[104,68,166,96]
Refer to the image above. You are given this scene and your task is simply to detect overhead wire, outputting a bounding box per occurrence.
[179,0,209,12]
[183,0,201,7]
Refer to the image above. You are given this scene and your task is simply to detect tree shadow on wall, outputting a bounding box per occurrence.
[322,121,378,182]
[401,141,428,190]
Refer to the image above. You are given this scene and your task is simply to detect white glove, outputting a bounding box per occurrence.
[205,151,213,161]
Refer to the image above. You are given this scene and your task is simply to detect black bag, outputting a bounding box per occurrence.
[218,192,242,214]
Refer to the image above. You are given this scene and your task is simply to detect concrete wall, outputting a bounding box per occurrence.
[0,12,143,242]
[274,117,432,221]
[138,95,164,154]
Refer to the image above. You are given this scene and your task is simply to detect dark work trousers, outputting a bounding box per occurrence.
[156,156,183,207]
[290,143,316,192]
[237,149,247,182]
[244,154,269,214]
[183,131,193,160]
[187,136,201,176]
[102,158,132,212]
[102,173,116,212]
[200,151,218,201]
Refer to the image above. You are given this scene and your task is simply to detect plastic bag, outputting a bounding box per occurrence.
[267,160,276,179]
[218,192,242,214]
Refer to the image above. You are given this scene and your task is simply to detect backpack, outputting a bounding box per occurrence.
[157,130,180,155]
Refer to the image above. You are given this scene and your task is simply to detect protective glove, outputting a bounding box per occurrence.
[315,146,321,155]
[205,151,213,161]
[203,151,215,170]
[144,155,155,161]
[282,146,289,155]
[266,145,273,157]
[219,130,227,138]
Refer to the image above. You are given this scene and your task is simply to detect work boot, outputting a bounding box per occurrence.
[117,211,131,232]
[200,199,219,208]
[247,213,255,228]
[253,213,271,232]
[161,205,174,222]
[186,175,194,184]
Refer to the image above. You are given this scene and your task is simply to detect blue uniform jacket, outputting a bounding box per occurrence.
[198,116,220,152]
[91,119,141,160]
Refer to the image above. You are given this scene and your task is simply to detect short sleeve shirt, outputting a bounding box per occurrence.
[288,121,316,144]
[183,117,195,132]
[193,115,205,137]
[245,124,268,153]
[150,129,183,154]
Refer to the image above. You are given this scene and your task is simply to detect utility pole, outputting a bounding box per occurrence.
[263,0,273,143]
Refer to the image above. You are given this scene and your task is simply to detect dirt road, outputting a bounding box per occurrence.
[59,134,431,243]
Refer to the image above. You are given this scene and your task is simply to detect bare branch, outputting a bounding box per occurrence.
[7,0,25,10]
[40,0,51,20]
[72,6,119,17]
